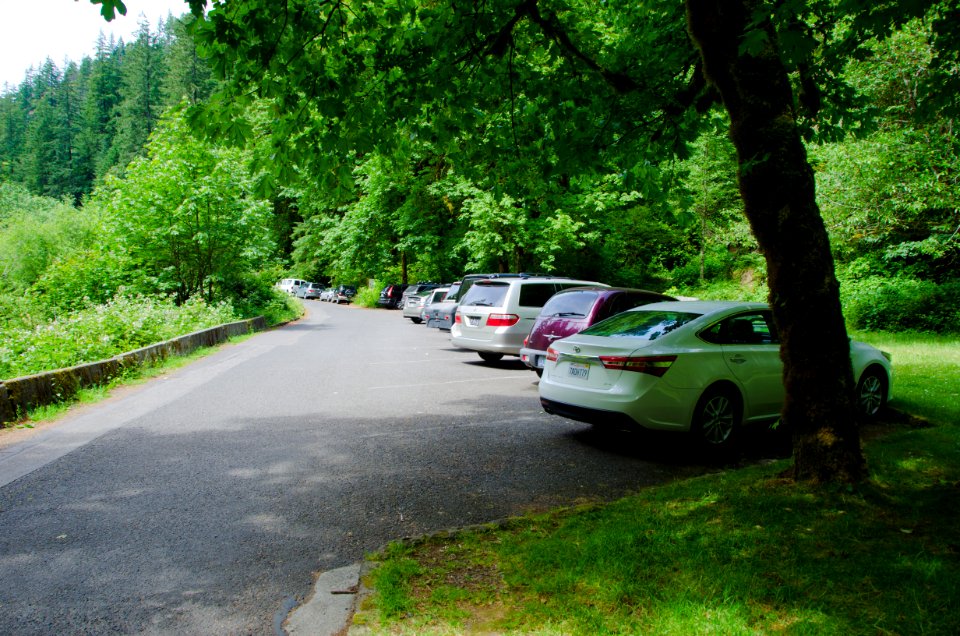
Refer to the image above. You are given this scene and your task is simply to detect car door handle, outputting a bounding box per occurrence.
[729,355,747,364]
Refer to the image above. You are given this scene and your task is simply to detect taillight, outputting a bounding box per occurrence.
[599,355,676,376]
[523,336,528,347]
[546,348,558,362]
[486,313,520,327]
[455,311,462,324]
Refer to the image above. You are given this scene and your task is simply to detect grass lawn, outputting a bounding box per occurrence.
[350,332,960,635]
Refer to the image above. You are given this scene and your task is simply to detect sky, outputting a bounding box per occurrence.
[1,0,190,89]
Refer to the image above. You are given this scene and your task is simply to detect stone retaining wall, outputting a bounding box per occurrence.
[0,316,267,424]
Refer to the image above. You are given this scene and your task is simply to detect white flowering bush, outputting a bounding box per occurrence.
[0,294,237,380]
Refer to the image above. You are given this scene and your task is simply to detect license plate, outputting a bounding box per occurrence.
[467,316,480,327]
[534,355,544,369]
[568,362,590,380]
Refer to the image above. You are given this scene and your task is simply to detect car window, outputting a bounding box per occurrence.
[460,282,509,307]
[700,311,779,345]
[444,283,461,300]
[518,283,559,308]
[454,277,488,302]
[540,290,599,317]
[582,310,702,340]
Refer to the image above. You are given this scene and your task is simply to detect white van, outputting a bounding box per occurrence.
[276,278,306,294]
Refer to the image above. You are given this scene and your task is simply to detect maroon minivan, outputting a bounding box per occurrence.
[519,286,675,375]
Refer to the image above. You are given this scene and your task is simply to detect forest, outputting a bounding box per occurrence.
[0,1,958,478]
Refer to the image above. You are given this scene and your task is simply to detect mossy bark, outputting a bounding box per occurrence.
[686,0,866,482]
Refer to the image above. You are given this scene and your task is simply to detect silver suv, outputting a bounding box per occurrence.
[450,277,606,362]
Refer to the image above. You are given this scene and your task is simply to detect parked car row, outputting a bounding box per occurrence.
[276,280,357,303]
[379,273,894,450]
[321,285,357,303]
[376,282,444,309]
[402,286,450,324]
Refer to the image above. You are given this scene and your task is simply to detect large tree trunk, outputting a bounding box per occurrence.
[685,0,865,482]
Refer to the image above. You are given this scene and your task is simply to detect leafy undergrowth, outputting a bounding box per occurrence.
[0,294,238,380]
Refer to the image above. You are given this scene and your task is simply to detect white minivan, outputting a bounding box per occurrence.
[276,278,306,294]
[450,276,606,363]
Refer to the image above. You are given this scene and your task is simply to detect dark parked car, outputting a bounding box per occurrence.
[519,286,676,375]
[331,285,356,304]
[377,284,408,309]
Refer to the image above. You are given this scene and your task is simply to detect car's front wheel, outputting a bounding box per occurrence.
[478,352,503,363]
[856,366,888,419]
[692,386,741,448]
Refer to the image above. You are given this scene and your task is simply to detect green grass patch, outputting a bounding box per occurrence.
[354,333,960,635]
[851,330,960,426]
[358,451,960,635]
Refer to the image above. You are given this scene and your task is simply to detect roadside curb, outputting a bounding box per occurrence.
[0,316,267,424]
[285,562,367,636]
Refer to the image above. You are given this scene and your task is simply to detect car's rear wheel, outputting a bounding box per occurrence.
[856,366,888,419]
[478,352,503,363]
[410,317,422,324]
[692,386,741,448]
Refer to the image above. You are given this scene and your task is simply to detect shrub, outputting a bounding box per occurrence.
[353,285,380,308]
[841,276,960,334]
[0,293,239,380]
[669,249,766,289]
[259,292,302,326]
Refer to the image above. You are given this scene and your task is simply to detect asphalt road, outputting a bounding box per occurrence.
[0,301,716,634]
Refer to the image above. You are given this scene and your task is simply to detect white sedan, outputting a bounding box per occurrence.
[538,301,892,447]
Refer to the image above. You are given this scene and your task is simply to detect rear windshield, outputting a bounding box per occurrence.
[444,283,461,300]
[540,290,599,317]
[459,282,509,307]
[581,310,702,340]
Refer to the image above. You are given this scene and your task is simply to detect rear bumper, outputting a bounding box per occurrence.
[450,329,523,356]
[519,347,547,370]
[539,397,639,430]
[426,315,454,329]
[402,306,424,318]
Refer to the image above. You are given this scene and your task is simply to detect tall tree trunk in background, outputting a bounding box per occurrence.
[685,0,865,482]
